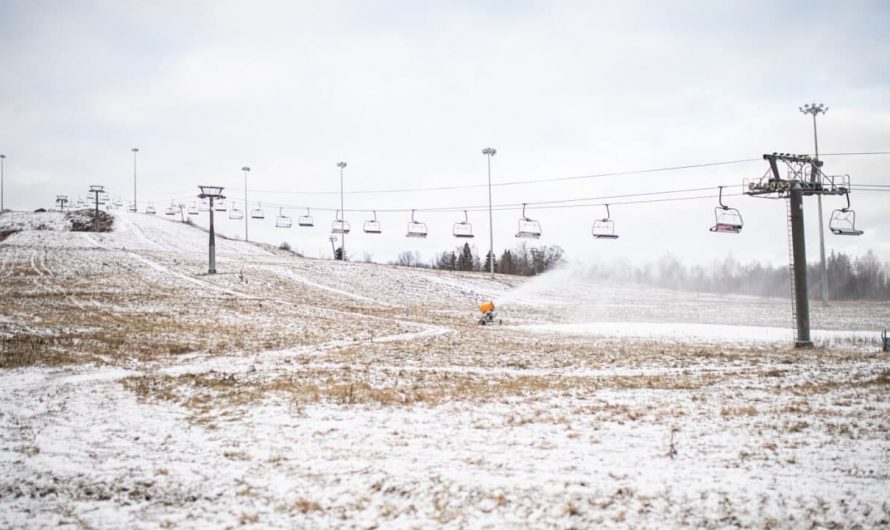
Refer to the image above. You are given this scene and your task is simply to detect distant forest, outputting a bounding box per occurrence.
[584,250,890,301]
[388,242,565,277]
[386,245,889,301]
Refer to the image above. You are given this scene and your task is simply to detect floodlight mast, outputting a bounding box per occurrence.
[131,148,139,211]
[337,161,347,260]
[0,154,5,211]
[799,103,829,307]
[198,185,225,274]
[88,185,105,232]
[482,147,497,278]
[242,166,250,242]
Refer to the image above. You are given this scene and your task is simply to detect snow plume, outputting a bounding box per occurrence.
[494,261,590,308]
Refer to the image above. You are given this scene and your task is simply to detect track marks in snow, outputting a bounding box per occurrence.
[265,265,399,308]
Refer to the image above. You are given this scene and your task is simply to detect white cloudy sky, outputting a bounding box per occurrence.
[1,0,889,265]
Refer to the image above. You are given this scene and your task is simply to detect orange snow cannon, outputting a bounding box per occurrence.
[478,301,499,325]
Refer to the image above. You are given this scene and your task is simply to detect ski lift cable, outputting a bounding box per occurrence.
[164,187,735,214]
[215,151,889,197]
[158,181,890,216]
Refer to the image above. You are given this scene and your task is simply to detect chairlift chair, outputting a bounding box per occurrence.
[363,210,382,234]
[515,203,542,239]
[829,192,864,236]
[229,202,244,220]
[275,207,293,228]
[128,203,137,213]
[165,202,177,216]
[592,204,619,239]
[250,203,265,220]
[709,186,743,234]
[298,208,314,227]
[452,210,474,238]
[214,201,227,212]
[406,209,428,238]
[187,202,199,215]
[199,200,210,212]
[332,210,350,234]
[145,203,156,215]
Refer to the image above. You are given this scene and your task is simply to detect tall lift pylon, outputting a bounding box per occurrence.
[745,153,854,348]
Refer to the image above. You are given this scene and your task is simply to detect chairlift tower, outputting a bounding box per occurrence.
[198,185,225,274]
[745,153,851,348]
[56,195,69,211]
[88,185,105,232]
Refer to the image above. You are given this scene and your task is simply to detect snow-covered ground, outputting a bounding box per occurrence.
[1,210,889,528]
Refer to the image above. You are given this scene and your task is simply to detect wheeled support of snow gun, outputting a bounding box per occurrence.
[478,301,501,326]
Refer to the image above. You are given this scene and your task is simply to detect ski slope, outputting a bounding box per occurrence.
[1,210,889,528]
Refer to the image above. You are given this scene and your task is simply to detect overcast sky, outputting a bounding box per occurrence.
[1,0,888,266]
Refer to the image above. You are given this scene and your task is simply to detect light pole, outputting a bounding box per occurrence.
[482,147,497,278]
[0,154,5,212]
[337,161,347,260]
[799,103,829,307]
[198,185,225,274]
[242,166,250,241]
[131,148,139,212]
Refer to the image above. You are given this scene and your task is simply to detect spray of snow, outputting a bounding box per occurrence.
[494,262,588,308]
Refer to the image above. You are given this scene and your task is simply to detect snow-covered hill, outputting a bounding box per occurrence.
[1,210,889,528]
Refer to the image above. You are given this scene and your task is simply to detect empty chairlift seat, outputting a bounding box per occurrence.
[229,202,243,220]
[709,186,743,234]
[406,209,428,238]
[199,200,210,212]
[214,201,227,212]
[145,203,157,215]
[592,204,619,239]
[452,210,474,238]
[275,207,292,228]
[332,210,350,234]
[298,208,314,227]
[251,203,266,219]
[187,202,199,215]
[515,203,542,239]
[829,192,864,236]
[165,202,178,216]
[363,211,382,234]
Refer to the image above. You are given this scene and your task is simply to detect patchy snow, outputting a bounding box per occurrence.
[1,210,889,528]
[515,321,881,349]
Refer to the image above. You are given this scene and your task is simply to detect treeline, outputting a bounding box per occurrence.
[586,250,890,301]
[389,242,565,276]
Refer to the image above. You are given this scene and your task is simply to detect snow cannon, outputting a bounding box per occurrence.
[478,301,500,325]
